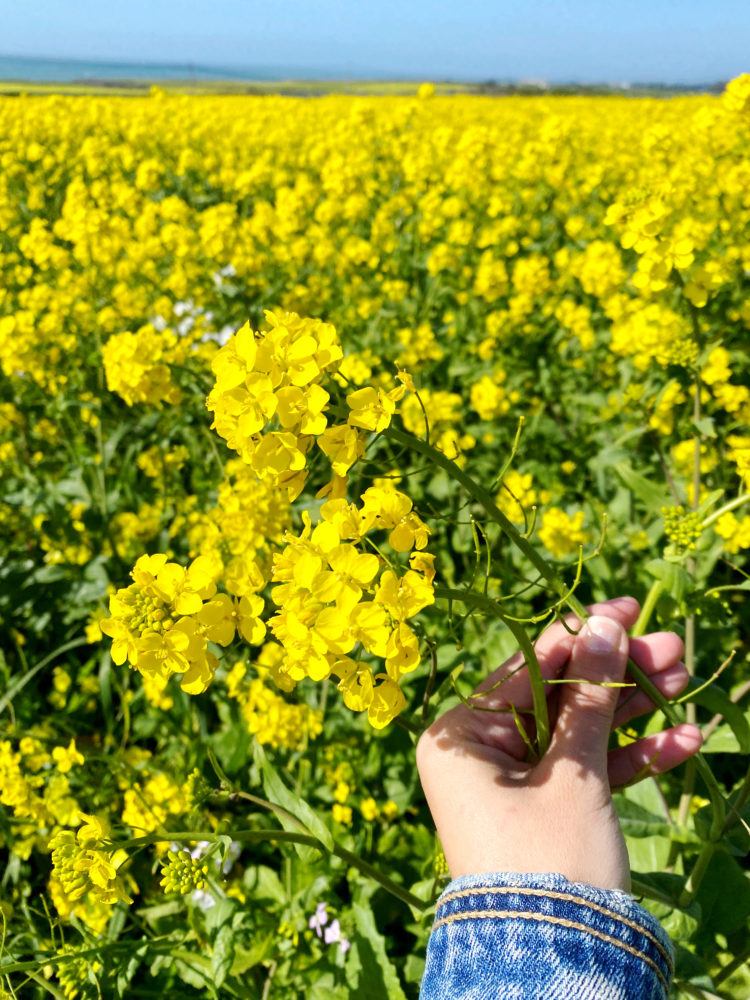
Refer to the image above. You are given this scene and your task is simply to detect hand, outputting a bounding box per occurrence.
[416,596,703,891]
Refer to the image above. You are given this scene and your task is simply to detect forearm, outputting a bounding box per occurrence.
[421,872,672,1000]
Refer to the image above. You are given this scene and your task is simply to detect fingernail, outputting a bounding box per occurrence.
[582,615,623,653]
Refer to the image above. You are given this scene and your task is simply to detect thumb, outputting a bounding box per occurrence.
[549,614,630,763]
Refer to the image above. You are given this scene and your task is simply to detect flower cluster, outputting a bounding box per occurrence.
[308,902,351,955]
[538,508,588,558]
[268,484,434,728]
[100,553,264,694]
[49,814,130,906]
[714,512,750,554]
[0,738,83,859]
[662,505,704,551]
[225,660,323,749]
[3,77,750,988]
[121,770,188,836]
[160,848,210,895]
[207,310,416,498]
[207,311,344,499]
[609,303,697,370]
[174,457,290,597]
[102,325,182,406]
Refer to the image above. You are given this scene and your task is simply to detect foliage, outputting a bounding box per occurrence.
[1,80,750,997]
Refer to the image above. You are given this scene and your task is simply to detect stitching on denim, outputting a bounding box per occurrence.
[436,886,672,970]
[432,909,669,994]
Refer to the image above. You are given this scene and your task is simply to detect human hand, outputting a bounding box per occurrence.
[417,596,703,891]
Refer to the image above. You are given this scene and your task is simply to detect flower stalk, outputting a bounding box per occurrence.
[386,423,728,837]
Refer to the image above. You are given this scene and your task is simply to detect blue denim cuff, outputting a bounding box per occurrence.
[421,872,673,999]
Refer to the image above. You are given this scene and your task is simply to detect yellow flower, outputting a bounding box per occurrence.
[346,385,399,433]
[367,677,406,729]
[361,797,379,821]
[312,544,380,611]
[470,374,509,421]
[385,623,421,678]
[381,800,399,822]
[317,424,365,476]
[51,739,84,774]
[332,803,353,825]
[374,569,435,621]
[276,384,330,435]
[333,657,376,713]
[333,781,350,804]
[714,512,750,554]
[50,814,130,906]
[538,508,588,558]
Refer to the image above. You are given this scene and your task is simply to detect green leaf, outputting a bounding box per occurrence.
[170,950,215,992]
[660,905,700,942]
[614,462,669,509]
[243,864,287,906]
[211,723,250,776]
[215,834,234,870]
[403,953,426,985]
[615,800,697,843]
[256,744,334,861]
[347,901,408,1000]
[631,871,687,908]
[308,974,350,1000]
[695,488,724,516]
[684,680,750,754]
[692,416,717,438]
[116,943,149,996]
[230,933,275,976]
[645,558,691,603]
[617,781,673,871]
[204,898,235,934]
[138,900,183,924]
[702,723,743,753]
[694,850,750,935]
[211,923,235,989]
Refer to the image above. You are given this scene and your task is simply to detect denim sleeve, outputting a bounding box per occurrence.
[420,872,673,1000]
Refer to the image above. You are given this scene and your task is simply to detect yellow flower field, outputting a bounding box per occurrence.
[1,81,750,996]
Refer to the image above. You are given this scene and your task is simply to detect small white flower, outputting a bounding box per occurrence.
[324,919,351,954]
[191,889,216,910]
[221,840,241,874]
[308,902,328,936]
[190,840,211,860]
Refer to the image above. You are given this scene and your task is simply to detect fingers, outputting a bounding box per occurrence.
[548,615,630,763]
[607,724,703,788]
[473,596,641,712]
[612,632,688,729]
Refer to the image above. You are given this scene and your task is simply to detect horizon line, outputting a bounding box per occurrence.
[0,50,733,89]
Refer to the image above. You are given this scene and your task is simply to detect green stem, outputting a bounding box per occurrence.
[679,840,715,908]
[384,426,569,599]
[723,764,750,836]
[113,828,427,912]
[434,585,550,755]
[0,939,137,975]
[677,364,703,830]
[388,423,727,836]
[714,941,750,987]
[394,714,422,736]
[616,653,725,837]
[701,491,750,529]
[630,876,682,909]
[631,580,664,637]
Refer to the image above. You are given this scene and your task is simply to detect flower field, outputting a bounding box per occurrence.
[2,80,750,997]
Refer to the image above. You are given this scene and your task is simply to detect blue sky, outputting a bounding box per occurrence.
[2,0,748,82]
